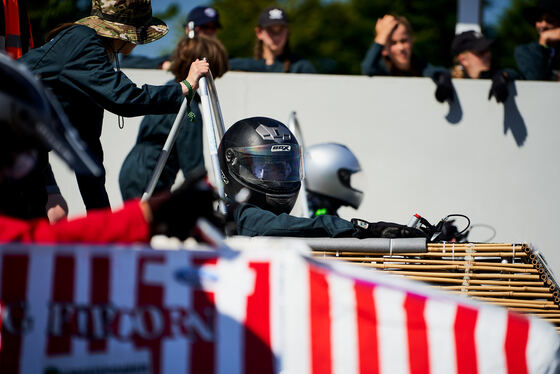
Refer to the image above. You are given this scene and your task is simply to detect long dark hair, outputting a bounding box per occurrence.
[46,23,118,62]
[170,34,229,82]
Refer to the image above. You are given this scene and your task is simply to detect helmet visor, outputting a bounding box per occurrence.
[227,144,303,187]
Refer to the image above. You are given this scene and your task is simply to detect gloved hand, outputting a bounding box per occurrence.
[432,71,454,103]
[488,71,510,103]
[147,168,221,240]
[351,218,427,239]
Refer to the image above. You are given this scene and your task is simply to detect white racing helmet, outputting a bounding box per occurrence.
[304,143,364,210]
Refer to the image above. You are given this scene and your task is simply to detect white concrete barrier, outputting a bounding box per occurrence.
[51,70,560,273]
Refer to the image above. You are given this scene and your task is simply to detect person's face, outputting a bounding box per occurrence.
[255,24,289,56]
[536,12,560,34]
[459,49,491,78]
[113,40,136,55]
[384,24,412,71]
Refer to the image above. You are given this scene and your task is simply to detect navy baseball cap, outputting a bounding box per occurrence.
[451,31,493,56]
[186,6,221,28]
[258,6,288,28]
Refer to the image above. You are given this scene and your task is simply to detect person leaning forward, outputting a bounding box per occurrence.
[19,0,209,214]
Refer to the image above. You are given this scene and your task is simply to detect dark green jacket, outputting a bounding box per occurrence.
[515,42,560,81]
[19,25,184,209]
[234,204,357,238]
[119,54,169,69]
[229,55,316,73]
[119,92,203,200]
[361,42,443,78]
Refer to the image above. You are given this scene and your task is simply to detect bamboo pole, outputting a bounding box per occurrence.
[471,296,556,307]
[321,256,535,268]
[313,251,528,257]
[350,262,539,273]
[449,291,552,298]
[438,285,552,292]
[385,270,540,280]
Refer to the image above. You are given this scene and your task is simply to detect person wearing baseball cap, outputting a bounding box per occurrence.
[514,0,560,80]
[451,30,521,103]
[229,6,316,73]
[185,6,222,38]
[19,0,210,214]
[120,6,223,70]
[451,30,494,79]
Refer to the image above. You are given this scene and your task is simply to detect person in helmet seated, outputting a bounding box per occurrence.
[304,143,364,218]
[0,54,218,243]
[219,117,424,239]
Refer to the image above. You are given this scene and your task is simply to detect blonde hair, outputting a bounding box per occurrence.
[170,34,229,82]
[380,15,419,75]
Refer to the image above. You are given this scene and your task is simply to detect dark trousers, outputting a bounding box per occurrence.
[76,173,110,211]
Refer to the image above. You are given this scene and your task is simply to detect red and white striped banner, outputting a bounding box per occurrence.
[0,239,558,374]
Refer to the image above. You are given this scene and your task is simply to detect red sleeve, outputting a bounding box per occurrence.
[0,200,151,244]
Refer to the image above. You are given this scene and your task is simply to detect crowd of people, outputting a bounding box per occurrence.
[0,0,558,244]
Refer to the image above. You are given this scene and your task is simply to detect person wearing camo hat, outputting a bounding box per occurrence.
[19,0,209,216]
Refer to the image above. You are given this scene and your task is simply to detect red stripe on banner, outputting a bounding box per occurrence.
[404,293,430,374]
[454,305,479,374]
[89,256,110,352]
[354,281,380,374]
[135,255,165,374]
[0,254,29,372]
[504,312,529,374]
[191,257,217,374]
[244,262,273,374]
[47,256,75,356]
[309,265,332,374]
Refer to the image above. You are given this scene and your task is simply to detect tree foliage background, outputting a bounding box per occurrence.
[25,0,540,75]
[212,0,458,74]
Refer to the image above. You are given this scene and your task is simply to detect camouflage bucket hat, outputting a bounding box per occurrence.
[75,0,168,44]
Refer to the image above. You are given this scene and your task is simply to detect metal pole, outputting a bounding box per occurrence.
[287,111,310,217]
[205,69,226,139]
[141,97,190,201]
[199,75,227,214]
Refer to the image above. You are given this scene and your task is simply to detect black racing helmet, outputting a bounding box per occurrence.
[0,53,102,180]
[218,117,303,215]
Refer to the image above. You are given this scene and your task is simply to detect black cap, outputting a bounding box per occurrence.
[186,6,221,28]
[525,0,560,24]
[258,6,288,28]
[451,31,493,56]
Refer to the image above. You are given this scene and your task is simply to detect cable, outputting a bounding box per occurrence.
[465,224,496,243]
[443,214,471,237]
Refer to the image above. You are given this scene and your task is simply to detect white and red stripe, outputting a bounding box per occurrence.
[0,242,558,374]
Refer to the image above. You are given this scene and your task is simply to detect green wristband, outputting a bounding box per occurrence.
[182,79,194,101]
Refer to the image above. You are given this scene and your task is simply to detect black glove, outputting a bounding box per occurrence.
[351,218,427,239]
[432,71,454,103]
[147,168,221,240]
[488,71,510,103]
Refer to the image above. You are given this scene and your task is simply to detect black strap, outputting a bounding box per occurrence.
[0,1,5,38]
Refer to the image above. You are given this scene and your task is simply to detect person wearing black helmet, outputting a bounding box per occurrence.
[0,54,219,243]
[219,117,425,239]
[515,0,560,80]
[304,143,364,218]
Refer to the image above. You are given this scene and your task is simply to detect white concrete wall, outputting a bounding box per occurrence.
[51,70,560,273]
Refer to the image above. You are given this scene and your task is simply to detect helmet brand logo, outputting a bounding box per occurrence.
[271,145,291,152]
